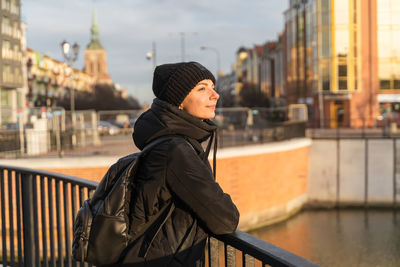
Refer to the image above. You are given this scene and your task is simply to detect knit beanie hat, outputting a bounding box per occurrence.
[152,62,216,106]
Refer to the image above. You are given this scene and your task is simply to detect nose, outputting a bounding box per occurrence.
[211,88,219,100]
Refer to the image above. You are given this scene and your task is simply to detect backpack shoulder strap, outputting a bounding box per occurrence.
[139,135,174,156]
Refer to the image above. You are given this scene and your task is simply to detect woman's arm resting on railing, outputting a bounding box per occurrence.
[167,141,240,234]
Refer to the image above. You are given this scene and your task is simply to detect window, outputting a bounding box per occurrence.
[1,0,10,10]
[13,21,20,38]
[321,0,330,11]
[380,80,390,89]
[394,80,400,89]
[14,67,21,83]
[1,89,11,106]
[10,0,18,14]
[338,65,347,77]
[2,16,11,35]
[321,63,330,91]
[378,0,400,90]
[2,40,11,59]
[13,44,19,60]
[2,64,11,83]
[338,79,347,90]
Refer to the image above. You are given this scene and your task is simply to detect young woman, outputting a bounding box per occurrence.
[121,62,239,266]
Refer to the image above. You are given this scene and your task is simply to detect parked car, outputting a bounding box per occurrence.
[97,121,120,135]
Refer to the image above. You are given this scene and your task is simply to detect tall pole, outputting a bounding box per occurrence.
[61,40,79,148]
[152,41,157,69]
[180,32,185,61]
[0,88,2,126]
[319,91,324,128]
[169,32,197,61]
[69,58,76,139]
[200,46,221,78]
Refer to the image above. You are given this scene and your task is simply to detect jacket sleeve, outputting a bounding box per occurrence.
[166,140,240,235]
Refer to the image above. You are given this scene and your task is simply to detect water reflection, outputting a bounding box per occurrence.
[248,209,400,267]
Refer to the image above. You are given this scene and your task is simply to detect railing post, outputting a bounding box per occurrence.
[21,172,36,267]
[208,237,219,267]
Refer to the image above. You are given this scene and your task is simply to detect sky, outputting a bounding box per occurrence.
[22,0,288,105]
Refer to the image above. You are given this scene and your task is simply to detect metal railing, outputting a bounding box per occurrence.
[0,165,317,267]
[0,107,307,158]
[217,121,306,148]
[307,118,400,139]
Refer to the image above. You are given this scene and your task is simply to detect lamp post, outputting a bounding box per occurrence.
[169,32,197,61]
[146,41,157,70]
[200,46,221,78]
[61,40,79,147]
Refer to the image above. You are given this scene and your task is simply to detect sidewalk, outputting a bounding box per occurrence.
[0,134,140,171]
[45,134,140,158]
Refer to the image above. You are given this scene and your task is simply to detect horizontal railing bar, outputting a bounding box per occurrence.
[214,230,319,267]
[0,165,97,189]
[311,136,400,140]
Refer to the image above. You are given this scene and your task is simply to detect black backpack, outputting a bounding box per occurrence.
[72,136,172,265]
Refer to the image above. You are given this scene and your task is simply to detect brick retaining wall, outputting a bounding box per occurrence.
[42,138,311,230]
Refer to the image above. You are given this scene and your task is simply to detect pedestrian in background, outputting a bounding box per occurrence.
[119,62,239,266]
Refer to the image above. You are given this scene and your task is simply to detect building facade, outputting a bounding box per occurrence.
[217,71,237,107]
[0,0,24,124]
[260,36,286,107]
[284,0,317,123]
[284,0,400,128]
[26,48,95,108]
[375,0,400,124]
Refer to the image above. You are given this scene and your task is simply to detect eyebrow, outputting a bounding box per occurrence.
[196,83,215,88]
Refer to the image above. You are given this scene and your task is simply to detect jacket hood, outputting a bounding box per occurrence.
[133,98,217,150]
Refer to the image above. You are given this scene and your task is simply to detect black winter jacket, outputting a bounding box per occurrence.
[120,99,239,266]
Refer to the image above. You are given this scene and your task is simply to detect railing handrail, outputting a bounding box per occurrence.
[215,231,318,267]
[0,165,318,266]
[0,164,98,189]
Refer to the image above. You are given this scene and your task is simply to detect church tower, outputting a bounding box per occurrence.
[84,9,112,84]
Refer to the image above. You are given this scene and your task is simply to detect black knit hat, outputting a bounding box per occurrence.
[152,62,216,106]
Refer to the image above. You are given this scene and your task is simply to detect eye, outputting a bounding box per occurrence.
[197,87,205,91]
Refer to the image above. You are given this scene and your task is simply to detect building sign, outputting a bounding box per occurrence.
[298,97,314,105]
[323,94,352,100]
[377,94,400,103]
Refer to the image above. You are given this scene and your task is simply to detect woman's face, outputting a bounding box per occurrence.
[180,79,219,120]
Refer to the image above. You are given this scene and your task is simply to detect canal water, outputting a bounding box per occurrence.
[248,209,400,267]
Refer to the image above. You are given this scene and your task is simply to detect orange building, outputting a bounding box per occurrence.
[284,0,400,128]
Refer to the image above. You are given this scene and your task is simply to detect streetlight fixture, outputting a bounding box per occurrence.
[61,40,80,147]
[200,46,221,78]
[146,41,157,70]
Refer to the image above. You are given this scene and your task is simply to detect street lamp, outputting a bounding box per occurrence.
[146,41,157,70]
[61,40,79,147]
[200,46,221,78]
